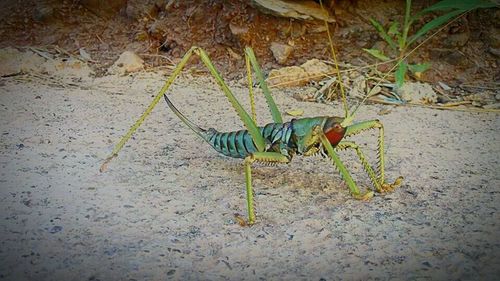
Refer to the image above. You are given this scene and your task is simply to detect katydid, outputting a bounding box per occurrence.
[101,46,402,225]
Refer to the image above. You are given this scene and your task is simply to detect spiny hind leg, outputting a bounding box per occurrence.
[243,152,290,226]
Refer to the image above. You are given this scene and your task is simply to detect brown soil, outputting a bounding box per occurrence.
[1,0,498,84]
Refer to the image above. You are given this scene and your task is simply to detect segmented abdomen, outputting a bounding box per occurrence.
[204,122,293,159]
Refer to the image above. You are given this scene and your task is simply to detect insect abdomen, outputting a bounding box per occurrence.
[205,122,293,159]
[206,129,257,158]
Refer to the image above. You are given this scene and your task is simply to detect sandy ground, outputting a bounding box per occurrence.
[0,72,499,280]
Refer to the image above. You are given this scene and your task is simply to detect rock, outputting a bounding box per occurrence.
[397,82,437,104]
[268,66,306,87]
[252,0,335,22]
[300,59,334,80]
[0,47,45,76]
[108,51,144,75]
[495,94,500,101]
[270,42,293,64]
[0,47,26,76]
[0,47,94,80]
[229,23,249,36]
[267,59,335,88]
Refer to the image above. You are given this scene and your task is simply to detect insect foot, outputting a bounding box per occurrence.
[353,191,375,201]
[379,176,404,193]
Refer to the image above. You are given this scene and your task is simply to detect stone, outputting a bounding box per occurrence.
[0,47,25,76]
[0,47,45,76]
[268,66,307,87]
[252,0,335,22]
[270,42,293,64]
[0,47,94,80]
[300,58,334,81]
[267,59,335,87]
[108,51,144,75]
[229,23,249,36]
[267,58,335,88]
[397,82,437,104]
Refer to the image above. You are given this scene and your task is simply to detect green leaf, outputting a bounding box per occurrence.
[388,21,400,36]
[408,63,430,74]
[420,0,496,14]
[395,61,407,88]
[369,18,398,50]
[408,9,463,46]
[363,48,390,61]
[414,0,497,19]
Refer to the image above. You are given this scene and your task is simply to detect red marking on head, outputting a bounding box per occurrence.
[324,124,345,146]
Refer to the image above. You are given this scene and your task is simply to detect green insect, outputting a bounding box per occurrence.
[101,46,403,225]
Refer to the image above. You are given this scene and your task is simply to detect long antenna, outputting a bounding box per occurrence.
[349,11,470,117]
[319,0,348,118]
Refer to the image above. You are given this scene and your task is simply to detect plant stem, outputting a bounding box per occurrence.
[401,0,412,52]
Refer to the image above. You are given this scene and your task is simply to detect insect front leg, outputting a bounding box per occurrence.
[344,120,403,192]
[317,128,374,201]
[243,152,290,225]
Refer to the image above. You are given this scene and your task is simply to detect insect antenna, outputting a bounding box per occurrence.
[319,0,348,119]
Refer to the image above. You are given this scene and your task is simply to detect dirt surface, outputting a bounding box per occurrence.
[0,72,499,280]
[1,0,499,280]
[1,0,498,83]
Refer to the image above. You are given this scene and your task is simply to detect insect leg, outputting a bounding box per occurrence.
[344,120,403,192]
[245,47,283,124]
[101,46,199,171]
[336,141,382,192]
[319,132,374,200]
[195,48,266,152]
[244,152,290,225]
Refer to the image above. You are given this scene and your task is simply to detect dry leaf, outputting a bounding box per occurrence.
[286,109,304,116]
